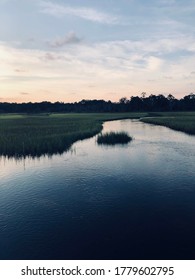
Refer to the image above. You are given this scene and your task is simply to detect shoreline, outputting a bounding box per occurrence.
[0,112,194,158]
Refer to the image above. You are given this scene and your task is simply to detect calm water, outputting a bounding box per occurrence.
[0,119,195,260]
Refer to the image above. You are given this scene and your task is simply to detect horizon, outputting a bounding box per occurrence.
[0,0,195,103]
[0,92,194,105]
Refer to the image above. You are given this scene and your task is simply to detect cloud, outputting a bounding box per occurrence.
[14,69,27,73]
[48,32,82,48]
[1,34,195,101]
[41,52,64,61]
[27,37,35,42]
[164,76,173,80]
[20,92,29,95]
[147,56,164,71]
[40,1,118,24]
[43,52,56,60]
[41,52,72,62]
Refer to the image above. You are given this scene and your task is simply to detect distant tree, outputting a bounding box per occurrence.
[130,96,143,111]
[141,92,146,99]
[181,93,195,110]
[119,97,128,104]
[167,94,176,111]
[167,94,175,100]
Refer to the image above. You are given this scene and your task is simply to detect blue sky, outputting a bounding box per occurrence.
[0,0,195,102]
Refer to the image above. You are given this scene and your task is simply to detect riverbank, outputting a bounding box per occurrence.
[0,112,194,158]
[0,113,146,157]
[141,112,195,135]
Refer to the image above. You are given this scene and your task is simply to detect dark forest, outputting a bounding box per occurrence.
[0,93,194,113]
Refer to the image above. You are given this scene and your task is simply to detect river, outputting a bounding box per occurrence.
[0,119,195,259]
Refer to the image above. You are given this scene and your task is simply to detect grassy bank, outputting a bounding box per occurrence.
[141,112,195,135]
[97,132,132,145]
[0,113,145,158]
[1,111,194,158]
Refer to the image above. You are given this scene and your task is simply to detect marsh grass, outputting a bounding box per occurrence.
[1,111,194,158]
[0,113,144,158]
[141,112,195,135]
[97,132,132,145]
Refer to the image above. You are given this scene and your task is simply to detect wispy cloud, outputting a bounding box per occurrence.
[20,92,29,95]
[48,32,82,48]
[42,52,57,61]
[14,69,27,73]
[1,33,195,102]
[40,1,119,24]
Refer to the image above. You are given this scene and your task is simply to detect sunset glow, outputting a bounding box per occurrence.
[0,0,195,103]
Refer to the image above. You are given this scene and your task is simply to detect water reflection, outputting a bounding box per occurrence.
[0,120,195,259]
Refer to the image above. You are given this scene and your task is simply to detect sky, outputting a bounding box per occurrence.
[0,0,195,103]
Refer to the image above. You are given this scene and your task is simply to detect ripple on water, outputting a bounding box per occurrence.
[0,119,195,259]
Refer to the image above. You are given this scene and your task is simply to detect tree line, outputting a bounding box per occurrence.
[0,93,194,113]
